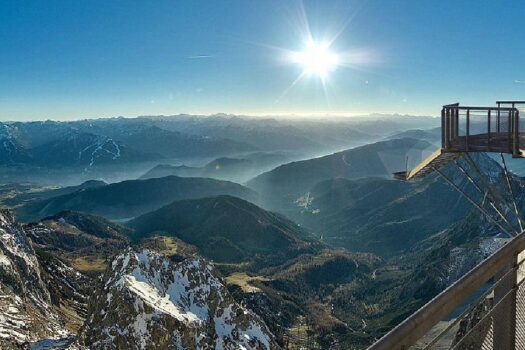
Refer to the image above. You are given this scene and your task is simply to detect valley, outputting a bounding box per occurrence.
[0,113,516,348]
[5,1,524,347]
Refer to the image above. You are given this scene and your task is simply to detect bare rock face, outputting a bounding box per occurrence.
[0,210,278,349]
[0,209,84,349]
[79,248,280,350]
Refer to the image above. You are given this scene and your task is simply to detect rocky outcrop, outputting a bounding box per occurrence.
[0,209,85,349]
[79,248,279,349]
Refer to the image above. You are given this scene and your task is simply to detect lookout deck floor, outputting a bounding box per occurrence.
[393,149,460,181]
[394,132,525,181]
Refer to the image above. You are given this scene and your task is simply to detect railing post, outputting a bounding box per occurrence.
[488,109,491,151]
[441,108,446,149]
[514,110,520,157]
[493,255,517,349]
[509,111,513,153]
[466,109,470,151]
[445,108,451,150]
[454,108,459,139]
[497,102,501,134]
[450,108,455,143]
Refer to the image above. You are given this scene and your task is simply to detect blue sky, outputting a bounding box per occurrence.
[1,0,525,120]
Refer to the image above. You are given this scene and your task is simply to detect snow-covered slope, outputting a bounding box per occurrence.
[79,248,279,350]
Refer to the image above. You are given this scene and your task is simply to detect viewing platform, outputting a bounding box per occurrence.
[375,100,525,350]
[394,101,525,180]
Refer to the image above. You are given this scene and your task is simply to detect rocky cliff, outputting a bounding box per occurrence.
[78,248,279,349]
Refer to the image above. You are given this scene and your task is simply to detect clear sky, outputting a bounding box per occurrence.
[1,0,525,120]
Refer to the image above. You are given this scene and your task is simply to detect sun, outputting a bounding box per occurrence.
[292,40,339,79]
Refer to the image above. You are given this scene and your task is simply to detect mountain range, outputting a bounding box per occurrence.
[0,115,440,185]
[140,152,292,183]
[1,114,517,349]
[15,175,257,222]
[0,209,279,349]
[248,137,436,209]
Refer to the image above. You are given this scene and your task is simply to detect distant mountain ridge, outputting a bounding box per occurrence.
[248,138,435,208]
[138,113,438,152]
[140,152,292,183]
[0,123,161,167]
[0,121,256,168]
[16,175,258,222]
[385,127,441,145]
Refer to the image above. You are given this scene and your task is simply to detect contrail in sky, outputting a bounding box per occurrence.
[188,55,213,59]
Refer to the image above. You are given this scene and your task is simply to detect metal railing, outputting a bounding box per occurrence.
[368,232,525,350]
[442,103,521,157]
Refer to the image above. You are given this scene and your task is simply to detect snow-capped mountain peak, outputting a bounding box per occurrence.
[80,248,278,349]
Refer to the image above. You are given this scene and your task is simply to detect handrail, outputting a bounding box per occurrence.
[446,106,517,111]
[441,102,521,157]
[368,231,525,350]
[496,101,525,105]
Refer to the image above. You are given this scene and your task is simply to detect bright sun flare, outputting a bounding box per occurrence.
[292,41,339,79]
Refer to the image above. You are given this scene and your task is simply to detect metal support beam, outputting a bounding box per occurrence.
[500,153,525,232]
[453,159,516,234]
[433,166,513,237]
[463,153,518,235]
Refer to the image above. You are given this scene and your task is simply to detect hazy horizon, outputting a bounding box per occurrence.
[0,110,441,123]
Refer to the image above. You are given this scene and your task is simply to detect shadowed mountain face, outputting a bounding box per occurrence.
[127,195,319,267]
[287,176,470,256]
[248,138,435,208]
[247,139,509,257]
[0,210,90,348]
[15,176,258,222]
